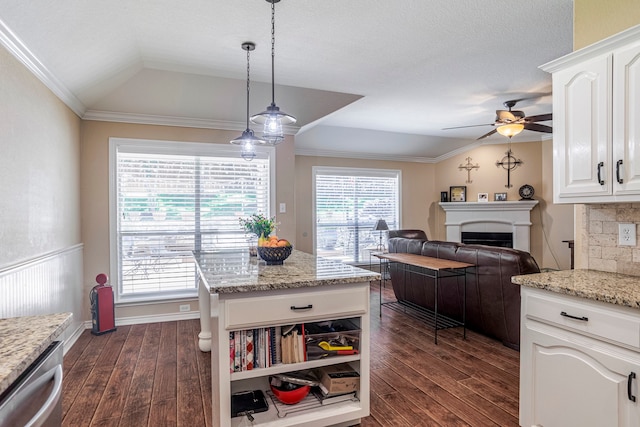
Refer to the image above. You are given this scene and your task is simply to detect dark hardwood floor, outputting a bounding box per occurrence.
[62,282,519,426]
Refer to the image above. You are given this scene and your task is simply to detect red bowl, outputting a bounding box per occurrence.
[270,384,310,405]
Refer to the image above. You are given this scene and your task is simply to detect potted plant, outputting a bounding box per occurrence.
[239,213,276,256]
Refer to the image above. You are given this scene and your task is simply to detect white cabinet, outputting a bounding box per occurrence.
[520,287,640,427]
[541,25,640,203]
[211,282,370,427]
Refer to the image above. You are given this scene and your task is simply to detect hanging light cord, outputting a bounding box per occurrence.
[270,0,276,106]
[245,46,251,129]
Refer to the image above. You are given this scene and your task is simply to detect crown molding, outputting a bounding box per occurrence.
[541,23,640,73]
[0,17,86,117]
[295,147,436,163]
[83,110,300,135]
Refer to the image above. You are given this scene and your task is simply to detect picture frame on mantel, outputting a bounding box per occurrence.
[450,186,466,202]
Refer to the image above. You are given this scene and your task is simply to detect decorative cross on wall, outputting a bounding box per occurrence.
[496,148,523,188]
[458,157,479,183]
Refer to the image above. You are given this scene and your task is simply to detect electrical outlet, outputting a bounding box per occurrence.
[279,202,286,213]
[619,223,636,246]
[179,304,191,312]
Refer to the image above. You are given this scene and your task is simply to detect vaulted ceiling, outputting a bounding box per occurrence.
[0,0,573,161]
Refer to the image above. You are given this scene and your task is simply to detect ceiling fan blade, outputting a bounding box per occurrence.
[524,113,552,122]
[524,123,553,133]
[442,123,494,130]
[476,129,498,140]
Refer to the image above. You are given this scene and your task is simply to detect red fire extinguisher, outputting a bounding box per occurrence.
[90,273,117,335]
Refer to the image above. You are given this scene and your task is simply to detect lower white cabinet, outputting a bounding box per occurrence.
[520,287,640,427]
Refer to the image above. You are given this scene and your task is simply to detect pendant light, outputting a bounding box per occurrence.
[230,42,265,161]
[250,0,296,145]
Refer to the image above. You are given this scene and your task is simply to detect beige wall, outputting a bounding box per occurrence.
[294,156,436,255]
[572,0,640,271]
[574,0,640,49]
[433,140,573,270]
[0,46,81,267]
[0,44,85,337]
[80,121,296,319]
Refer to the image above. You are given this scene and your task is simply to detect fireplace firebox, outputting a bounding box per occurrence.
[461,231,513,248]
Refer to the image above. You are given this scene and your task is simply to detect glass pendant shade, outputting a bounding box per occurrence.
[230,42,265,159]
[250,0,296,145]
[251,104,296,144]
[241,139,257,161]
[497,123,524,138]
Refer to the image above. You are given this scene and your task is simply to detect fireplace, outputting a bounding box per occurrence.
[439,201,538,252]
[461,231,513,248]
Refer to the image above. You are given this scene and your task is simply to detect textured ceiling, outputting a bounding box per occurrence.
[0,0,573,161]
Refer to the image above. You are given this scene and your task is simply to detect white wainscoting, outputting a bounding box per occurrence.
[0,244,85,352]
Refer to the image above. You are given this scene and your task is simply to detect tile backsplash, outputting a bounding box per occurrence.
[580,203,640,275]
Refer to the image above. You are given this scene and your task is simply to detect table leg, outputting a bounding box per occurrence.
[463,269,467,340]
[434,272,439,345]
[198,275,212,352]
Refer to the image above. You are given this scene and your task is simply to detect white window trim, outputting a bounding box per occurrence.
[312,165,402,262]
[108,137,275,304]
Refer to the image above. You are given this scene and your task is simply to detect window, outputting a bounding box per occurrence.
[313,167,400,263]
[109,138,273,302]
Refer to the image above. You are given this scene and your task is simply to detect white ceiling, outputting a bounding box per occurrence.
[0,0,574,161]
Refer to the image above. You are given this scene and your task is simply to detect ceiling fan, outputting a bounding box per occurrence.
[443,99,553,140]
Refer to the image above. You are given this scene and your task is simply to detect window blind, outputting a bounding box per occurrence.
[114,145,270,301]
[314,167,400,263]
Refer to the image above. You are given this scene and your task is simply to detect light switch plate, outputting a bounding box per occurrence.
[279,203,286,213]
[619,223,636,246]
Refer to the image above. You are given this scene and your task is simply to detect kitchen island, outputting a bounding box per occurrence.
[513,269,640,427]
[194,249,378,427]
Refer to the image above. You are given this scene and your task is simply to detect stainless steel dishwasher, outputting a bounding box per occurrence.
[0,341,63,427]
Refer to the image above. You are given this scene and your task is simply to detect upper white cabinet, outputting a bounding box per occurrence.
[541,25,640,203]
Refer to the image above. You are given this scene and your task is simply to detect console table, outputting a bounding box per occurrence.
[373,252,474,344]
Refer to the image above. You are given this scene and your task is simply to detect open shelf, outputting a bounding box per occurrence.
[230,355,361,381]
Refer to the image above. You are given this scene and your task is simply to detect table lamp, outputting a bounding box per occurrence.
[373,219,389,251]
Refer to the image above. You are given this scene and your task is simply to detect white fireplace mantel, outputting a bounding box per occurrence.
[439,200,538,252]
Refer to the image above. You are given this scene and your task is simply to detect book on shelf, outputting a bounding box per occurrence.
[229,320,359,372]
[229,332,235,373]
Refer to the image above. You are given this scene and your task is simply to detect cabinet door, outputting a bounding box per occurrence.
[521,326,640,427]
[613,40,640,195]
[553,54,612,202]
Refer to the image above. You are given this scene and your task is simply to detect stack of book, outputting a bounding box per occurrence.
[311,387,357,406]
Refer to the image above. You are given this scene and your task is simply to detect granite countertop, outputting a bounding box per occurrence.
[0,312,73,396]
[512,269,640,309]
[193,249,379,294]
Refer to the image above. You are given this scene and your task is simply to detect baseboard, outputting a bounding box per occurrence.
[80,311,201,332]
[63,321,87,356]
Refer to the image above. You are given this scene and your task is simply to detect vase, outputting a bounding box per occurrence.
[247,234,258,257]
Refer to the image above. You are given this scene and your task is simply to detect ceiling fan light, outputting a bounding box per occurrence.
[497,123,524,138]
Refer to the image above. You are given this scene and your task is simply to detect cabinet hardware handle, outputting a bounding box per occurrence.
[290,304,313,311]
[617,159,624,184]
[597,162,605,185]
[628,372,636,402]
[560,311,588,321]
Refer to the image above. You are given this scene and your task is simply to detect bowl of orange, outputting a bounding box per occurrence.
[258,235,293,265]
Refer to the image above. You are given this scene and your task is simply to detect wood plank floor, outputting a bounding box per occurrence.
[62,282,519,426]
